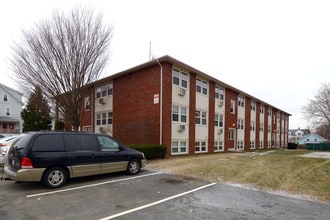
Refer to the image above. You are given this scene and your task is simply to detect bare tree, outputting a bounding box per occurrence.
[302,82,330,139]
[10,7,112,130]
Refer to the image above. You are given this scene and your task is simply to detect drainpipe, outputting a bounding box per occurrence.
[156,59,163,145]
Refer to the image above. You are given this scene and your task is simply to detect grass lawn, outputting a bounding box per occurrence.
[147,149,330,203]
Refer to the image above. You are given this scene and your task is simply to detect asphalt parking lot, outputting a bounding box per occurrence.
[1,168,330,220]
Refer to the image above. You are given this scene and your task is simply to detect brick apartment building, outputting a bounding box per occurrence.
[57,55,290,155]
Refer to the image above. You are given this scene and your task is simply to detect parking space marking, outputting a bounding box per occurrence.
[26,172,162,198]
[99,182,217,220]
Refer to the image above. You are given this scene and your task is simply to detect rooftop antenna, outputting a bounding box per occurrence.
[149,41,155,60]
[149,41,152,60]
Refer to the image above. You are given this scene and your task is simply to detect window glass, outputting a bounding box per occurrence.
[181,73,188,88]
[172,106,179,121]
[98,136,120,151]
[102,113,107,125]
[181,107,187,122]
[202,111,207,125]
[32,134,65,152]
[108,112,113,124]
[172,69,180,85]
[195,111,201,124]
[3,94,8,102]
[64,134,98,152]
[5,108,10,116]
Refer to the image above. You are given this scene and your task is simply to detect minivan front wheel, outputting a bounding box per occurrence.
[126,159,140,175]
[42,167,67,189]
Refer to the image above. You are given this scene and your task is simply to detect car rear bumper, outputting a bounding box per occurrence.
[4,165,45,182]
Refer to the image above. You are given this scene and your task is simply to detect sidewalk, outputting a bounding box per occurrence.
[300,152,330,159]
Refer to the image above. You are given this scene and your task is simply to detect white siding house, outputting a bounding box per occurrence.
[298,133,327,145]
[0,83,23,135]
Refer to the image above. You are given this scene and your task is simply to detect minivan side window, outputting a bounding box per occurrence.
[64,134,98,152]
[32,134,65,152]
[97,136,120,151]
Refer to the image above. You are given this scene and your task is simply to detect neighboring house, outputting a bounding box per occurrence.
[56,55,291,155]
[298,133,327,145]
[0,83,23,135]
[288,128,311,144]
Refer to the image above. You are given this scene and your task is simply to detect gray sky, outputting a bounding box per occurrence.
[1,0,329,129]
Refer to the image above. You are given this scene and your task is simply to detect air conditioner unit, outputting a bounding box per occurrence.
[99,127,105,133]
[177,124,185,132]
[218,100,224,107]
[217,128,223,134]
[178,88,186,96]
[99,98,105,104]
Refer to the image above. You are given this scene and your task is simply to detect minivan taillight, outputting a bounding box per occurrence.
[21,157,34,169]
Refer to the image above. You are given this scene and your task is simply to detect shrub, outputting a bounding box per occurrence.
[128,144,167,159]
[287,142,298,149]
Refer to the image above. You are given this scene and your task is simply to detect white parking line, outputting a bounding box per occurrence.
[99,182,217,220]
[26,172,162,198]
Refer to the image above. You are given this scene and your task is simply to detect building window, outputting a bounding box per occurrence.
[250,141,255,149]
[259,140,264,149]
[5,108,10,116]
[172,69,188,88]
[96,82,113,98]
[250,121,255,131]
[237,119,244,130]
[228,129,235,140]
[84,97,90,111]
[108,112,113,124]
[196,79,208,95]
[214,114,224,127]
[96,111,112,125]
[260,123,264,132]
[196,110,207,125]
[268,108,272,116]
[260,105,264,114]
[230,100,235,114]
[195,141,207,152]
[238,96,245,107]
[102,113,107,125]
[3,94,8,102]
[214,141,223,151]
[173,105,187,123]
[237,141,244,150]
[215,87,224,100]
[251,102,256,111]
[171,141,188,154]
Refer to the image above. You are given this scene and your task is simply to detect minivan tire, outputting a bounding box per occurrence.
[42,167,67,189]
[126,159,140,175]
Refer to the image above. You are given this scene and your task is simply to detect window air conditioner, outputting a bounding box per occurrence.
[177,124,185,132]
[218,100,224,107]
[179,88,186,96]
[217,128,223,134]
[99,98,105,104]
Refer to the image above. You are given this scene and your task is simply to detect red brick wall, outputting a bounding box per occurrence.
[224,88,238,152]
[189,73,197,154]
[272,108,277,146]
[255,102,260,149]
[264,105,269,147]
[113,65,162,145]
[80,88,93,129]
[161,62,173,153]
[208,82,215,153]
[244,97,251,151]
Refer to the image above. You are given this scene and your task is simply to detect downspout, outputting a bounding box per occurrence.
[156,60,163,145]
